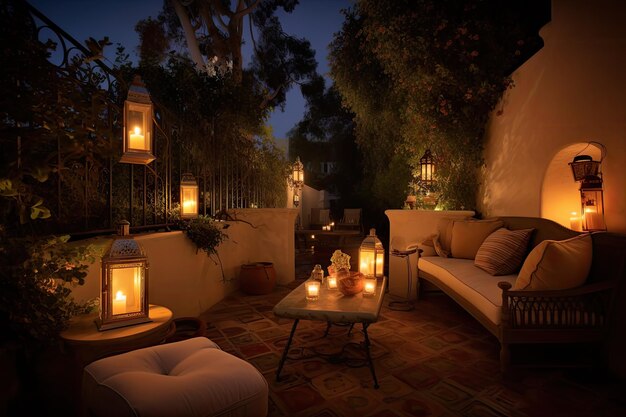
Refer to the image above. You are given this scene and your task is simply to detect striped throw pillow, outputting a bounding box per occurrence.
[474,228,534,275]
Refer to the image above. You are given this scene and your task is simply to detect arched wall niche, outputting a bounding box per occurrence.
[541,142,603,229]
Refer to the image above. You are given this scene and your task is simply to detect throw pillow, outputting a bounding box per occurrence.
[474,228,534,275]
[435,218,456,252]
[432,234,450,258]
[513,234,592,291]
[450,219,504,259]
[418,234,437,257]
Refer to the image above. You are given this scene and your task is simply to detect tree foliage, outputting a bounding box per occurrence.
[330,0,546,209]
[288,77,363,206]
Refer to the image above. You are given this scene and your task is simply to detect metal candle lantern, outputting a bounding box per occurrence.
[359,228,384,278]
[180,173,199,219]
[121,75,155,164]
[97,221,151,330]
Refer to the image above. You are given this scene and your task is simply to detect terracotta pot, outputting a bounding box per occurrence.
[239,262,276,295]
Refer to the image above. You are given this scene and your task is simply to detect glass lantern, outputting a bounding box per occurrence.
[292,156,304,189]
[121,75,155,164]
[359,228,385,278]
[580,176,606,231]
[180,173,199,219]
[97,221,151,331]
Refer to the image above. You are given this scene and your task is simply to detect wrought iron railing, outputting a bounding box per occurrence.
[21,2,272,237]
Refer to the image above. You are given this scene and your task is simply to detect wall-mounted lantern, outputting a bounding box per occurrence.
[568,143,607,232]
[180,173,199,219]
[418,149,438,207]
[97,221,151,331]
[292,190,300,207]
[121,75,155,164]
[359,228,384,278]
[291,156,304,189]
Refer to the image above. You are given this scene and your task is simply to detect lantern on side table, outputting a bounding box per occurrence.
[97,221,151,331]
[359,228,384,278]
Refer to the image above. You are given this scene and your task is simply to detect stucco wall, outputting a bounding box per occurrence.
[70,208,298,318]
[479,0,626,233]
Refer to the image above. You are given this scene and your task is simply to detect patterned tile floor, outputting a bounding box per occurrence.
[198,259,626,416]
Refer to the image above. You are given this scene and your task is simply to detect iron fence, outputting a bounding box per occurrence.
[22,3,270,237]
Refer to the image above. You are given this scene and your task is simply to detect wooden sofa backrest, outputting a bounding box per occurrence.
[495,216,580,249]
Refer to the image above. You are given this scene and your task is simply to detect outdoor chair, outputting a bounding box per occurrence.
[309,208,330,230]
[337,208,362,232]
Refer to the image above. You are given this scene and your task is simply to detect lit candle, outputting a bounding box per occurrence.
[305,281,320,300]
[327,276,337,290]
[569,212,582,231]
[363,278,376,296]
[112,290,127,315]
[129,126,145,150]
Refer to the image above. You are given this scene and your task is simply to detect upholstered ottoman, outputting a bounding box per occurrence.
[82,337,268,417]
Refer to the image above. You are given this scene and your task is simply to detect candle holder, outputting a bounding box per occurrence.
[326,275,338,290]
[363,277,377,297]
[305,280,320,301]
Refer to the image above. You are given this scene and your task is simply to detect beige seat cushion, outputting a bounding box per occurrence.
[450,219,504,259]
[474,228,534,275]
[82,337,268,417]
[418,256,517,325]
[513,234,592,290]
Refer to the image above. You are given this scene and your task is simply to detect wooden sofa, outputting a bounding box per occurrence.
[413,216,625,372]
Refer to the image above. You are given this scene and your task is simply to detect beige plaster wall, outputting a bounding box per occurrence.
[479,0,626,233]
[70,208,298,318]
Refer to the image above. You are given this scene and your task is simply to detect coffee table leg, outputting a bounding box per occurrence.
[362,323,379,389]
[276,319,299,382]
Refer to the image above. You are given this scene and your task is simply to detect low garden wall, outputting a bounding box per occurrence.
[71,208,298,318]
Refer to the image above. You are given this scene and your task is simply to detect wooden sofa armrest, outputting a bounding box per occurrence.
[498,280,616,330]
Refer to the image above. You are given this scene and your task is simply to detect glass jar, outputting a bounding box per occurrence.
[311,264,324,283]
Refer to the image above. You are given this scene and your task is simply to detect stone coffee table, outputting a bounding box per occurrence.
[273,276,387,388]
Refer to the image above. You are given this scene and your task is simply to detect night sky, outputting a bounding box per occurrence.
[28,0,351,142]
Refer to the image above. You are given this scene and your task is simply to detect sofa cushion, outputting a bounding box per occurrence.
[419,234,438,257]
[432,234,450,257]
[513,234,592,290]
[450,219,504,259]
[436,218,456,252]
[474,228,534,275]
[418,257,517,325]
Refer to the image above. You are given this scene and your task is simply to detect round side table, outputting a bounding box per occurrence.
[61,304,174,366]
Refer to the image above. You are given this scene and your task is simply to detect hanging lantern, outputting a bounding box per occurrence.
[580,176,606,231]
[97,221,151,331]
[569,155,600,182]
[419,150,436,191]
[180,173,199,219]
[121,75,155,164]
[359,228,385,278]
[291,157,304,189]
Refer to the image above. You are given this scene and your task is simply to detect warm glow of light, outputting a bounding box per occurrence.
[363,278,376,296]
[129,126,145,150]
[112,290,127,315]
[327,276,337,289]
[305,281,320,300]
[569,211,582,231]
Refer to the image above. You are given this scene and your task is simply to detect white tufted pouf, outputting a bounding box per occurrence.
[82,337,268,417]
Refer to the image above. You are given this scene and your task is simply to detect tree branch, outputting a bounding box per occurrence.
[171,0,206,71]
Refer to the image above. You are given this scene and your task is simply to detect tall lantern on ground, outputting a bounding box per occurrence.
[359,228,385,278]
[97,221,151,331]
[568,144,607,232]
[121,75,155,164]
[180,173,199,219]
[580,175,606,231]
